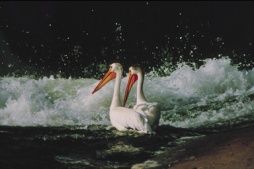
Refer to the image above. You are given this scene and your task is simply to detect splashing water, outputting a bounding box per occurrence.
[0,57,254,130]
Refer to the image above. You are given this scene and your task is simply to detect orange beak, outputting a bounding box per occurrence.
[123,71,138,106]
[92,67,116,94]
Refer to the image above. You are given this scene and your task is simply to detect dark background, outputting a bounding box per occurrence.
[0,1,253,78]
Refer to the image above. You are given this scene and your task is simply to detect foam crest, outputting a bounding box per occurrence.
[149,58,254,128]
[0,58,254,129]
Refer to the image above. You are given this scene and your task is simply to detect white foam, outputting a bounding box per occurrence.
[0,57,254,128]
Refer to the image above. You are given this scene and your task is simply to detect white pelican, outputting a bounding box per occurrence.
[92,63,152,133]
[123,65,161,131]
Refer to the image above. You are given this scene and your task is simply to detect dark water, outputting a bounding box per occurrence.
[0,125,209,169]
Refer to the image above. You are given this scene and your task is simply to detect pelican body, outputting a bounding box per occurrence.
[123,65,161,131]
[92,63,152,133]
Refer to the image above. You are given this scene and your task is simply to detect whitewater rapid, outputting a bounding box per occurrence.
[1,57,254,129]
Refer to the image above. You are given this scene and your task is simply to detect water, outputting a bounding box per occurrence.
[1,57,254,128]
[1,57,254,168]
[0,125,204,169]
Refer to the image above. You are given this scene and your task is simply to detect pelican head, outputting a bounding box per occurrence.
[123,65,143,106]
[92,63,123,94]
